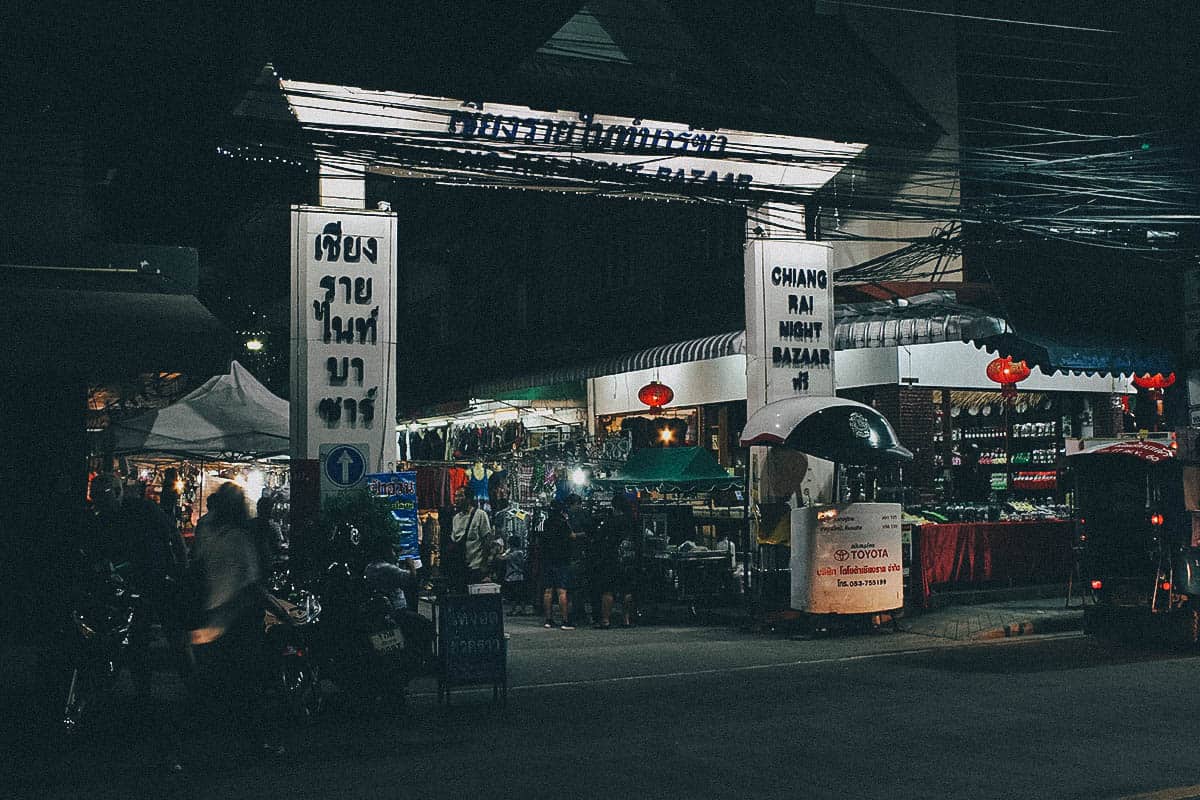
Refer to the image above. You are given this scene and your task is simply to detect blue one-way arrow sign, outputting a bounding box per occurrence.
[321,443,369,491]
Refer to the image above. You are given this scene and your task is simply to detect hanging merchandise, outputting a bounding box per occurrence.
[416,466,454,510]
[420,511,440,565]
[514,464,535,503]
[448,466,469,502]
[448,421,527,460]
[487,468,509,505]
[469,462,489,501]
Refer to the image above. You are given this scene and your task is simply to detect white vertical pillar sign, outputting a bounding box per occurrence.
[743,213,835,417]
[291,206,398,473]
[743,204,837,555]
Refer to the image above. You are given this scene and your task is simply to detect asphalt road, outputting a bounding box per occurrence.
[8,618,1200,800]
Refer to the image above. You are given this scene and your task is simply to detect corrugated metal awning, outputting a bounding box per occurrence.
[470,292,1014,397]
[471,331,746,397]
[5,287,230,381]
[833,290,1007,350]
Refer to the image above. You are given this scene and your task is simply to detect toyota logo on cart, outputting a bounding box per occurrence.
[835,549,851,562]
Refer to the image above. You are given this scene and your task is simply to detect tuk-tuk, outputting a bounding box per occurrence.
[1070,438,1200,644]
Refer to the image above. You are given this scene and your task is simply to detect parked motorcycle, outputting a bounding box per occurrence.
[55,562,143,734]
[263,570,323,722]
[269,562,433,718]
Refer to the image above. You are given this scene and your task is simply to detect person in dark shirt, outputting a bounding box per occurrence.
[565,493,596,626]
[540,500,578,630]
[595,492,641,628]
[88,474,187,589]
[362,537,434,668]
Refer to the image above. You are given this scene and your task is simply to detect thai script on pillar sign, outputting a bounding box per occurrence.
[314,221,379,263]
[311,218,381,429]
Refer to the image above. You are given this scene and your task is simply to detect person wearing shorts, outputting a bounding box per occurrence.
[540,500,576,629]
[595,492,639,628]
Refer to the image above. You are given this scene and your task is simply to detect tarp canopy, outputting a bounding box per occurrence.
[976,329,1175,378]
[111,361,289,460]
[595,446,740,492]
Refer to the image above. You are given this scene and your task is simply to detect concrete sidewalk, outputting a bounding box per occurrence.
[647,585,1086,641]
[898,596,1085,641]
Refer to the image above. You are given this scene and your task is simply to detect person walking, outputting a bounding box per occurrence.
[87,474,192,689]
[86,473,194,771]
[492,485,531,615]
[189,481,282,759]
[540,499,577,629]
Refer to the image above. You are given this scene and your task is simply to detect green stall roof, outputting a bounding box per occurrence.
[596,446,740,492]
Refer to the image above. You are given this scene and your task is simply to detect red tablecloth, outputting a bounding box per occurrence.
[917,520,1074,608]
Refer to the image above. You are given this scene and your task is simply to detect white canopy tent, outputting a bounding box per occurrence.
[112,361,289,460]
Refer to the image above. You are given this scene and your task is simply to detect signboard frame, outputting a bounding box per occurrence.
[436,592,507,706]
[290,206,399,475]
[744,238,836,413]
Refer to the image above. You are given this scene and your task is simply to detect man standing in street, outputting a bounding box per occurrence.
[565,493,596,627]
[540,499,576,629]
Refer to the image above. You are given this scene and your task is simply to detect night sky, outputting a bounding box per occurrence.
[2,1,1196,399]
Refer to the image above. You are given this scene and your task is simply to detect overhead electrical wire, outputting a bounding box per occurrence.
[6,3,1192,281]
[813,1,1119,34]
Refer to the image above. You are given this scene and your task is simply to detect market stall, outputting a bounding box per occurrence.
[106,361,291,542]
[913,519,1075,608]
[596,447,744,613]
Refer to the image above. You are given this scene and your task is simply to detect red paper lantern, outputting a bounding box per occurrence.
[1132,372,1176,391]
[984,357,1032,393]
[1132,372,1175,430]
[638,380,674,410]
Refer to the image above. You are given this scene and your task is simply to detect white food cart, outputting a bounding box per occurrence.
[741,397,912,621]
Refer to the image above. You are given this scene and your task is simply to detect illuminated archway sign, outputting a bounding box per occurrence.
[254,67,870,566]
[240,75,868,206]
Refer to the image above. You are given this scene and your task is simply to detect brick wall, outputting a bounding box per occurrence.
[1092,394,1124,437]
[841,385,938,498]
[897,386,939,496]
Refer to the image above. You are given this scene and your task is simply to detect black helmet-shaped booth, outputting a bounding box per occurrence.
[740,397,911,619]
[740,397,913,464]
